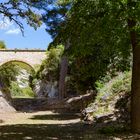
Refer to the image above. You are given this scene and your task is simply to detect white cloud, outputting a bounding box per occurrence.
[0,18,13,30]
[6,28,21,35]
[0,16,21,35]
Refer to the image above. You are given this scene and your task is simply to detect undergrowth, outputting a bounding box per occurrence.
[88,71,131,116]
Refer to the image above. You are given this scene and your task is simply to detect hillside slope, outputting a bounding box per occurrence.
[85,71,131,127]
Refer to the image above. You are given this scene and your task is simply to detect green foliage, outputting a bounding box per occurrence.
[111,72,131,94]
[96,71,131,103]
[0,0,52,33]
[0,62,35,98]
[0,63,19,88]
[41,0,137,96]
[22,87,35,97]
[88,71,131,116]
[0,41,6,49]
[45,45,64,73]
[68,50,131,93]
[29,45,64,88]
[10,81,35,98]
[32,45,64,86]
[10,82,23,97]
[44,0,132,93]
[42,1,70,39]
[68,0,131,75]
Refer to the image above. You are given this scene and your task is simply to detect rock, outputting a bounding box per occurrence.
[33,80,58,98]
[12,92,96,112]
[0,96,16,113]
[66,92,96,111]
[80,109,94,124]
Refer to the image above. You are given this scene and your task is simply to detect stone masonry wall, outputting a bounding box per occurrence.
[0,49,46,68]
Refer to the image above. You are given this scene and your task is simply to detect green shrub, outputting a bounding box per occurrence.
[10,81,23,97]
[96,71,131,102]
[88,71,131,116]
[32,45,64,88]
[111,71,131,95]
[22,87,35,97]
[0,63,19,87]
[10,81,35,98]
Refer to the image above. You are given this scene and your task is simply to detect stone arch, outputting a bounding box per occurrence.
[0,60,36,99]
[0,60,35,73]
[0,49,46,68]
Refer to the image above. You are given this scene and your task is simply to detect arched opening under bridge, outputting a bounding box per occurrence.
[0,60,36,99]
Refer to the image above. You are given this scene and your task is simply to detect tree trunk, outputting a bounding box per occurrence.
[128,14,140,132]
[58,40,70,99]
[131,44,140,133]
[59,56,68,99]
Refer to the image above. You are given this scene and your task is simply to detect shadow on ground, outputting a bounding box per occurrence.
[30,113,79,120]
[0,123,112,140]
[1,95,137,140]
[0,112,138,140]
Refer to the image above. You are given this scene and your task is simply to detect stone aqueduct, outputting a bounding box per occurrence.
[0,49,46,69]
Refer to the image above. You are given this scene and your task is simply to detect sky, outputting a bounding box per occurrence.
[0,18,52,50]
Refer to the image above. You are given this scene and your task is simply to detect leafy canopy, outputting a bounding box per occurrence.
[0,0,53,33]
[43,0,132,92]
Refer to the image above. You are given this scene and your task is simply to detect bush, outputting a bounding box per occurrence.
[10,81,35,98]
[10,82,22,97]
[22,87,35,97]
[88,71,131,117]
[0,63,19,87]
[33,45,64,82]
[96,71,131,103]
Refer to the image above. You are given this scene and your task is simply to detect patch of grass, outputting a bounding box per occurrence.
[10,81,35,98]
[22,87,35,97]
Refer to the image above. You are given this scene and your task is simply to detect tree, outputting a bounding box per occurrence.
[42,1,71,99]
[45,0,140,132]
[58,39,70,98]
[36,45,64,82]
[45,0,131,93]
[0,63,19,100]
[0,41,6,49]
[0,0,51,33]
[127,0,140,133]
[71,0,140,133]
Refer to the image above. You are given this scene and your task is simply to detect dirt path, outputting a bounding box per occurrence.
[0,111,80,125]
[0,111,139,140]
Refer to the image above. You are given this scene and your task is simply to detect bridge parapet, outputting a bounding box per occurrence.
[0,49,46,52]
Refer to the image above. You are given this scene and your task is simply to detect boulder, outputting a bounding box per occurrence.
[0,92,16,113]
[0,97,16,113]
